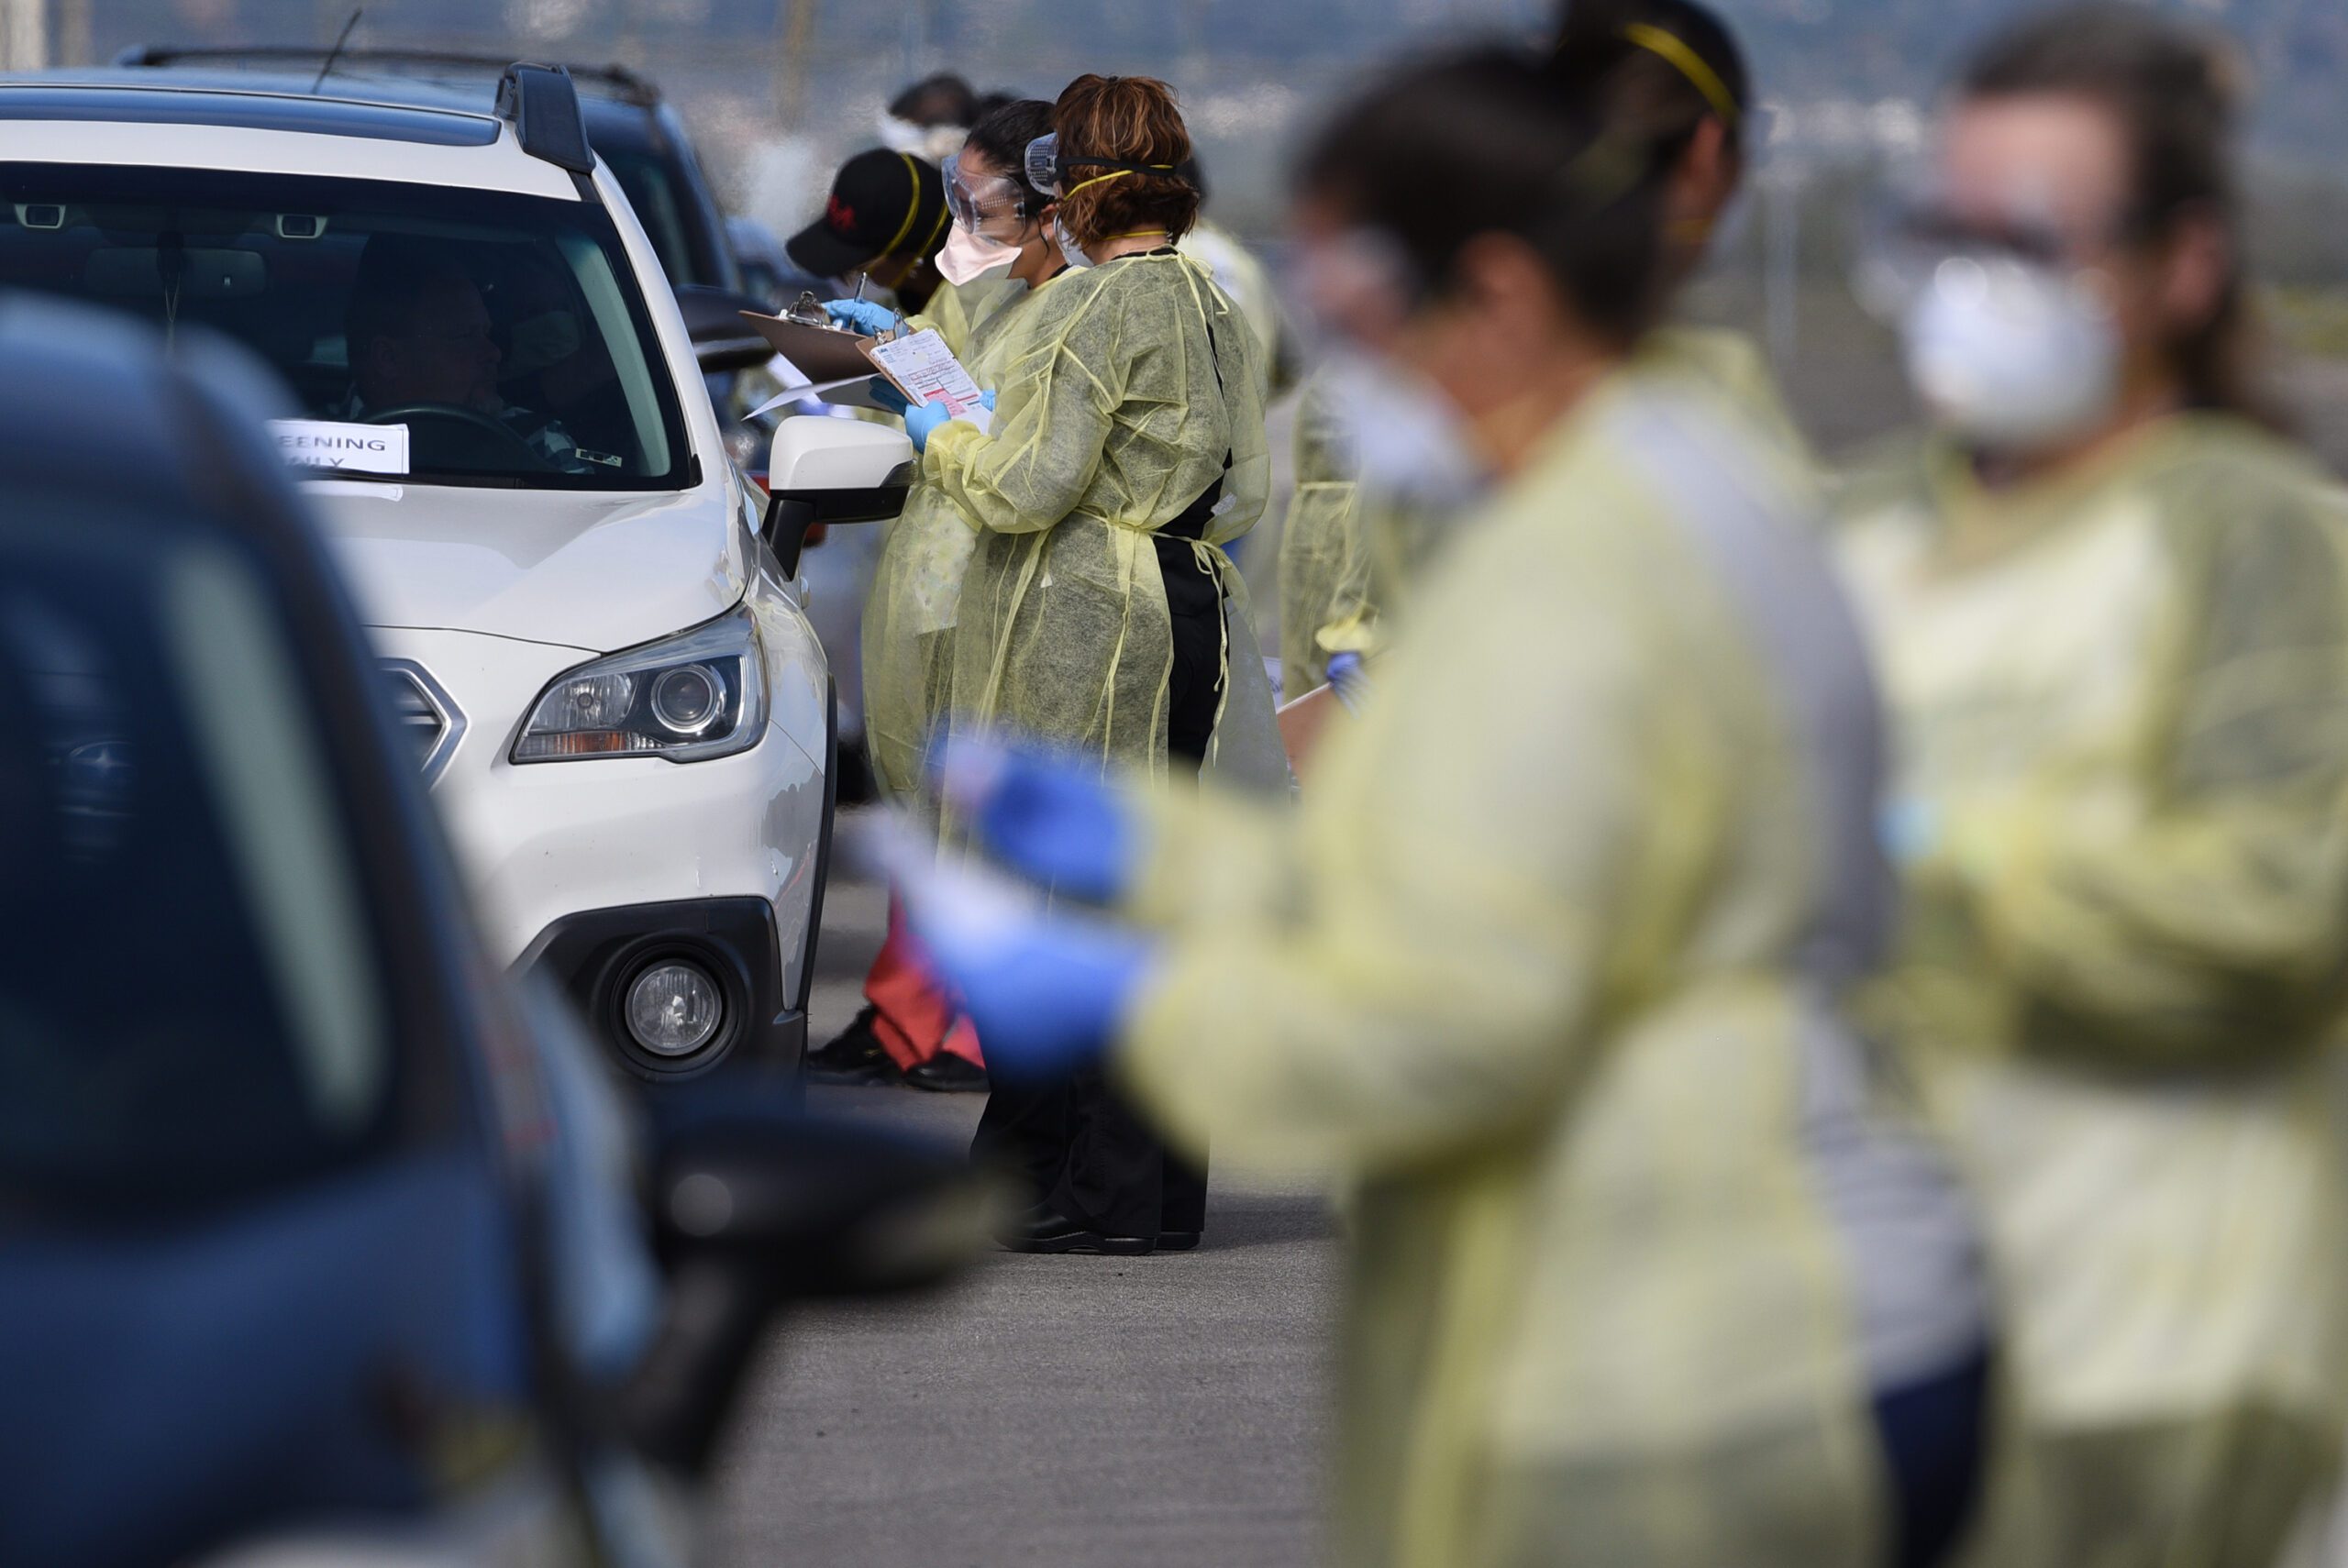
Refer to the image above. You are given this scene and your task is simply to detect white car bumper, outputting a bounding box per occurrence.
[371,624,830,1080]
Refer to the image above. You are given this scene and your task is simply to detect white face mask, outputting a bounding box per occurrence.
[1899,255,2120,453]
[877,110,966,163]
[1053,215,1095,271]
[1318,349,1488,513]
[937,221,1021,287]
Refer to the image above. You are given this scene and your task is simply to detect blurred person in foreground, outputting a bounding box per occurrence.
[786,148,952,316]
[1836,7,2348,1564]
[804,98,1068,1093]
[1278,0,1803,708]
[927,73,1288,1254]
[903,46,1991,1566]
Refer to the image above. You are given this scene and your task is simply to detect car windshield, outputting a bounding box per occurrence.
[0,507,394,1218]
[0,164,692,490]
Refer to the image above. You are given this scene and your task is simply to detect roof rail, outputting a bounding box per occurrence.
[110,44,662,107]
[496,62,595,175]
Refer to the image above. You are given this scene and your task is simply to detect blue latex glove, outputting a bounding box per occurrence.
[1325,650,1371,714]
[824,298,899,336]
[914,907,1152,1080]
[866,376,911,415]
[1879,795,1941,866]
[936,735,1136,904]
[903,398,953,454]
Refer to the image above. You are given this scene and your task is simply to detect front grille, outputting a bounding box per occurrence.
[382,660,463,781]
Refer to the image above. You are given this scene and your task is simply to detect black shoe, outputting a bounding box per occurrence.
[1157,1231,1201,1253]
[997,1203,1155,1256]
[805,1005,899,1085]
[903,1054,989,1094]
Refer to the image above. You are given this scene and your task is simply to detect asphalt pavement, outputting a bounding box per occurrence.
[710,855,1340,1568]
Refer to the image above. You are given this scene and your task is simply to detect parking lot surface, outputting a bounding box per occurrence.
[711,865,1340,1568]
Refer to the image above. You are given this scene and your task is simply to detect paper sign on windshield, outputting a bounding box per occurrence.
[268,419,409,476]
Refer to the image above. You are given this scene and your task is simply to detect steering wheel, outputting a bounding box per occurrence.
[362,402,553,472]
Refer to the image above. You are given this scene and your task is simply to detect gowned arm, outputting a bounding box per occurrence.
[1949,494,2348,1063]
[1114,588,1694,1172]
[920,339,1115,536]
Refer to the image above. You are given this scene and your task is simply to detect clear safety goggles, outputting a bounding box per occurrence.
[944,152,1029,231]
[1853,182,2135,323]
[1021,132,1176,200]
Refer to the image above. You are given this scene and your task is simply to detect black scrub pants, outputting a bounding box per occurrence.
[969,536,1221,1242]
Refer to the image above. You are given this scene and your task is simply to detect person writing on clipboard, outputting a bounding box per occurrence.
[920,73,1288,1256]
[799,100,1067,1095]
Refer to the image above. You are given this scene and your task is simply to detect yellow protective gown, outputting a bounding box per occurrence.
[858,273,1043,801]
[925,249,1286,790]
[1275,375,1376,700]
[1834,417,2348,1568]
[1113,368,1912,1568]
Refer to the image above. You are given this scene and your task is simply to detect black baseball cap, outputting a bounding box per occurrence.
[787,149,952,280]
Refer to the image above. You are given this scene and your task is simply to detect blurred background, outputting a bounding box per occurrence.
[8,0,2348,465]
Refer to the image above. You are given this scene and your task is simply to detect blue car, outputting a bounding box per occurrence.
[0,296,988,1568]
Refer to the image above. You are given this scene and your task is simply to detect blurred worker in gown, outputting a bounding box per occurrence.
[877,72,979,164]
[894,44,1992,1568]
[1279,0,1805,711]
[1836,7,2348,1564]
[806,99,1068,1093]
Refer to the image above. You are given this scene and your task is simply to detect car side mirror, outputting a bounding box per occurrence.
[615,1099,1001,1477]
[675,283,778,375]
[761,418,914,578]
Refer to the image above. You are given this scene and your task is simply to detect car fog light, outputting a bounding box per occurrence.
[626,962,724,1056]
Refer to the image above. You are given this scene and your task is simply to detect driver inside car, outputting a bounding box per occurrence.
[333,237,593,475]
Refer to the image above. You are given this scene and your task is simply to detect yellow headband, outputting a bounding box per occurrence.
[861,152,926,271]
[1622,22,1740,127]
[1063,169,1133,199]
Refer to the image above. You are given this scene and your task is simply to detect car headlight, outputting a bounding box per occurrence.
[512,603,767,764]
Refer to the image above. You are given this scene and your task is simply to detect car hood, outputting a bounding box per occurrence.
[305,481,745,655]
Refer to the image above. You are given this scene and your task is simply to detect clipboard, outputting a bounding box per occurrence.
[739,310,879,384]
[738,311,989,422]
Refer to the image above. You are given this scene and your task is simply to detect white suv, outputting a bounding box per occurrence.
[0,64,911,1083]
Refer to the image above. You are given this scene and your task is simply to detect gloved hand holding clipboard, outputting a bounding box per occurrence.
[738,308,989,426]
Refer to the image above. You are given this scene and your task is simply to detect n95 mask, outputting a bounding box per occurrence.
[1899,254,2120,453]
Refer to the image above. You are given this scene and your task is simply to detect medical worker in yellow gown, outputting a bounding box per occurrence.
[1278,0,1808,708]
[1834,9,2348,1566]
[803,102,1066,1093]
[914,74,1284,1253]
[896,47,1993,1568]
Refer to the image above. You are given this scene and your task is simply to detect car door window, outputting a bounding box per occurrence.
[0,513,393,1217]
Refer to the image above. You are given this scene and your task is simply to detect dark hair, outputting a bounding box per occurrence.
[888,72,978,128]
[1051,74,1200,247]
[1961,3,2259,417]
[1553,0,1749,171]
[963,97,1057,212]
[1299,48,1669,347]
